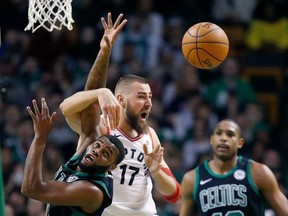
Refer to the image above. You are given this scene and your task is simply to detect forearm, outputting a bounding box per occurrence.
[21,136,46,198]
[153,170,176,194]
[152,167,181,203]
[85,48,110,90]
[60,89,100,116]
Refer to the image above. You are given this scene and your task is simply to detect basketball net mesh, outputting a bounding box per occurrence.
[25,0,74,33]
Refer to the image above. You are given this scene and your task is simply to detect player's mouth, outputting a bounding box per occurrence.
[84,154,95,164]
[140,111,149,120]
[217,144,229,151]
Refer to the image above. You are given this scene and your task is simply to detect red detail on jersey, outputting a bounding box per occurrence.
[116,127,144,141]
[161,167,181,203]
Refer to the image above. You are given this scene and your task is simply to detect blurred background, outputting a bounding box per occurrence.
[1,0,288,215]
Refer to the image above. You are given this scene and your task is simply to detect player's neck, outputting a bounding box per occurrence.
[118,122,141,139]
[210,156,238,174]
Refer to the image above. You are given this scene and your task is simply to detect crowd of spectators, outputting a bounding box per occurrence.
[1,0,288,215]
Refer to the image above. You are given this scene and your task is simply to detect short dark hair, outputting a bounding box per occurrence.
[115,75,149,94]
[105,135,125,165]
[217,119,242,136]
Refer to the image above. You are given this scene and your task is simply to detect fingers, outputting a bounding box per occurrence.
[143,144,163,172]
[101,12,113,29]
[143,144,149,155]
[102,112,111,131]
[147,145,163,163]
[102,105,120,130]
[26,106,35,120]
[109,104,120,130]
[158,147,164,162]
[116,18,127,33]
[106,110,114,130]
[114,13,123,27]
[50,112,57,124]
[41,98,48,118]
[108,12,113,28]
[101,12,127,30]
[115,105,120,127]
[154,145,161,155]
[101,17,108,29]
[28,98,52,120]
[144,144,161,156]
[99,90,120,130]
[102,111,108,129]
[32,99,41,117]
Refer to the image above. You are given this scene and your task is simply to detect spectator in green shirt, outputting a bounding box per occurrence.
[204,57,257,119]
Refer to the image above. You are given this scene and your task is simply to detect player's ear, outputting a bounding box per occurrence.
[238,138,245,149]
[209,135,214,146]
[117,95,125,107]
[108,164,117,172]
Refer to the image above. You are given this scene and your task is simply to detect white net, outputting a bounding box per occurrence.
[25,0,74,33]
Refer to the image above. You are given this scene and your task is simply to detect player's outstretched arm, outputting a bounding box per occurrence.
[85,12,127,90]
[180,170,196,216]
[22,99,105,212]
[21,98,57,199]
[252,161,288,216]
[64,13,126,138]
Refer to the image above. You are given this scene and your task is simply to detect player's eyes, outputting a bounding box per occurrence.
[94,143,101,148]
[227,133,235,137]
[215,131,221,135]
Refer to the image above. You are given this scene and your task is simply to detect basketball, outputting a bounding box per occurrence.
[182,22,229,69]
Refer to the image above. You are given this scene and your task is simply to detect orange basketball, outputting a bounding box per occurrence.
[182,22,229,69]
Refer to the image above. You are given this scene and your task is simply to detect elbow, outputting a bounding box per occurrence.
[21,182,42,199]
[21,179,29,196]
[21,185,27,196]
[59,100,73,116]
[21,184,32,197]
[59,101,67,115]
[59,92,81,116]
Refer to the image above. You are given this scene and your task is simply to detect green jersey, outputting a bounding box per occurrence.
[47,155,113,216]
[193,156,265,216]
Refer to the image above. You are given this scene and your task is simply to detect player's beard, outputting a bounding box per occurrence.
[126,102,148,134]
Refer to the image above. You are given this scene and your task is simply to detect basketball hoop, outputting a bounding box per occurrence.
[25,0,74,33]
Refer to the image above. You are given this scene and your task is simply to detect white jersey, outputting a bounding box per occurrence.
[102,128,157,216]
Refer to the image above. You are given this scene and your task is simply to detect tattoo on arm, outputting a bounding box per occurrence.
[85,50,109,90]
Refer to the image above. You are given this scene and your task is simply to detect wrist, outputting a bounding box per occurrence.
[34,134,48,142]
[150,169,161,178]
[100,47,111,55]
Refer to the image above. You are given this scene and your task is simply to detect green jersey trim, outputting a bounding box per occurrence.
[193,167,200,201]
[63,155,107,178]
[246,159,261,197]
[204,156,243,178]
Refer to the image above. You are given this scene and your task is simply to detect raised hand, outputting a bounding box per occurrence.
[26,98,57,141]
[143,144,164,176]
[100,12,128,51]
